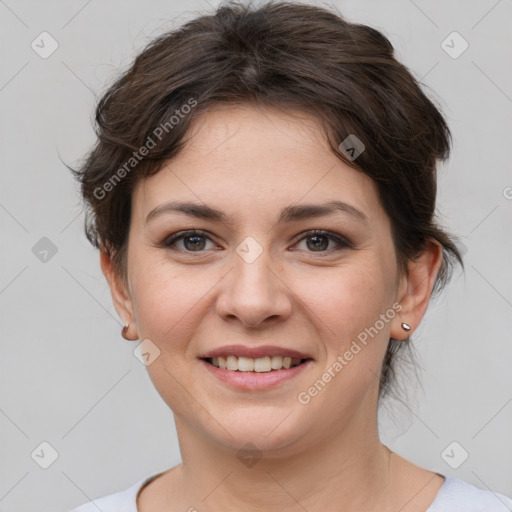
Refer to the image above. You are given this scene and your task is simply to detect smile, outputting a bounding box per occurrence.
[204,355,308,372]
[200,356,313,390]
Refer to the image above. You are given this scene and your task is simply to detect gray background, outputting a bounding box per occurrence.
[0,0,511,511]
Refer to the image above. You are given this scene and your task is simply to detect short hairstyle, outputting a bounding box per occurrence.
[70,0,464,400]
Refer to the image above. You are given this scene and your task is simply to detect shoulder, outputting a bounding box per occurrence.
[68,474,159,512]
[428,477,512,512]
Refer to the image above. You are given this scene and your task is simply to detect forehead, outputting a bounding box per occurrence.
[132,104,383,228]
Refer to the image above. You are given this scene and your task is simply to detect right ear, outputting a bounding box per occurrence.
[100,248,137,337]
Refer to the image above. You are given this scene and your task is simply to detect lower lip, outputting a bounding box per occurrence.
[200,359,313,390]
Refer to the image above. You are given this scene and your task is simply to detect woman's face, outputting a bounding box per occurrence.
[115,105,407,453]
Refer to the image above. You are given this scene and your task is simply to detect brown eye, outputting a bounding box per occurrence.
[306,234,330,251]
[293,230,352,253]
[163,230,215,252]
[161,229,352,255]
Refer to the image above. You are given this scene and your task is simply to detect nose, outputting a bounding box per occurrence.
[215,248,292,328]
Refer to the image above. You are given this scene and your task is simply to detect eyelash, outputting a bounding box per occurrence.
[160,229,353,255]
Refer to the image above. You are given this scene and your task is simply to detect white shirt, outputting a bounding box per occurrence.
[69,473,512,512]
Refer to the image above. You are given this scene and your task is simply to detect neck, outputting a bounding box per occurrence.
[172,413,394,512]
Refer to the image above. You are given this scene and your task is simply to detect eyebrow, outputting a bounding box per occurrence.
[145,200,368,226]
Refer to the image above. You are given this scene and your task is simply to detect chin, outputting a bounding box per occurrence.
[207,410,308,454]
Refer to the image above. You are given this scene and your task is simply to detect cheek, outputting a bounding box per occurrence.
[297,263,395,409]
[299,260,393,343]
[128,264,207,408]
[304,262,396,403]
[128,257,216,355]
[131,247,396,352]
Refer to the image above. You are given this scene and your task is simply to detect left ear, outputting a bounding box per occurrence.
[391,239,443,340]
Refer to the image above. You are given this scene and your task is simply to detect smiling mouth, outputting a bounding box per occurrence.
[202,356,312,372]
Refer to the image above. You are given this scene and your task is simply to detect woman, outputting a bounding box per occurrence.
[69,1,512,511]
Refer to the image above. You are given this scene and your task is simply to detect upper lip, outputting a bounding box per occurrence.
[199,344,313,360]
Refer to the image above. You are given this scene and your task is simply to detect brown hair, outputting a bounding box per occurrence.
[70,0,464,399]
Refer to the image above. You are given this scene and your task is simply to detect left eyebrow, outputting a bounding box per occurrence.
[279,200,368,224]
[145,199,369,225]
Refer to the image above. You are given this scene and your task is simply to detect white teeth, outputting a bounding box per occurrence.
[208,355,304,371]
[238,356,254,372]
[271,356,283,369]
[254,356,272,372]
[226,355,238,371]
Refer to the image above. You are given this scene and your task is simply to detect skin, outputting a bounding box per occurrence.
[101,104,445,512]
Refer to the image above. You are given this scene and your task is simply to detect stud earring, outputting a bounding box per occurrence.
[401,322,411,332]
[121,323,131,340]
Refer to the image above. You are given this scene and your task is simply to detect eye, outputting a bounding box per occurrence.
[160,229,352,254]
[292,229,352,253]
[162,229,216,252]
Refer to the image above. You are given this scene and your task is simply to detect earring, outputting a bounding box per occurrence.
[401,322,411,332]
[121,323,131,340]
